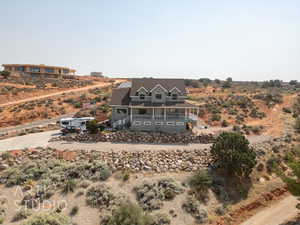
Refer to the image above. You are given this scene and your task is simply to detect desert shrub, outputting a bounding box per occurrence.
[211,132,257,178]
[12,208,32,222]
[21,212,72,225]
[102,202,154,225]
[0,160,111,188]
[295,117,300,133]
[249,108,266,118]
[135,179,184,211]
[73,102,82,108]
[0,71,10,79]
[86,120,99,134]
[0,207,5,224]
[251,126,264,134]
[182,197,208,224]
[211,114,221,121]
[62,179,77,194]
[283,107,292,113]
[221,120,228,127]
[215,205,228,216]
[123,172,130,182]
[86,184,116,209]
[69,206,79,216]
[189,170,212,194]
[266,157,280,173]
[1,152,11,160]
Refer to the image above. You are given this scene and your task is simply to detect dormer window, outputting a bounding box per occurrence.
[140,94,145,100]
[155,93,162,100]
[172,94,178,100]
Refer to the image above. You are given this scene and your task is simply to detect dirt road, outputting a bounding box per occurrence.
[240,195,299,225]
[0,82,113,107]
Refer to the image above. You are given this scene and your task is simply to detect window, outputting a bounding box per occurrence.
[172,94,178,100]
[63,69,69,74]
[117,108,127,114]
[155,93,162,99]
[144,121,152,126]
[30,67,40,72]
[16,66,25,71]
[45,68,54,73]
[139,94,145,100]
[61,121,70,125]
[138,108,147,114]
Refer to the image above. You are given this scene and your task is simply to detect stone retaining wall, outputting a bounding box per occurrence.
[52,131,216,145]
[0,147,213,172]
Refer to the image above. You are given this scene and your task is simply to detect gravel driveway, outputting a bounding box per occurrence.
[0,129,272,152]
[0,130,60,151]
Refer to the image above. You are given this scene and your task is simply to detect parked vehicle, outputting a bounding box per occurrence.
[59,117,95,134]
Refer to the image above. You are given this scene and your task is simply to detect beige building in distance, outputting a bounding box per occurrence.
[2,64,76,76]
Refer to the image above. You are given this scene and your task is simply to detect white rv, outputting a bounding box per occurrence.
[59,117,95,133]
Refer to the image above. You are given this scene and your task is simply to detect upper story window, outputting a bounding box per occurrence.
[16,66,25,71]
[63,69,69,74]
[172,94,178,100]
[30,67,40,72]
[139,94,145,100]
[155,93,162,100]
[45,68,54,73]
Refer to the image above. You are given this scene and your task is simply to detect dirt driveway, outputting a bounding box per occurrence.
[240,195,298,225]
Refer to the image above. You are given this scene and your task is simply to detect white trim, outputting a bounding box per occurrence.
[144,121,152,126]
[133,121,141,125]
[150,84,168,93]
[176,122,185,126]
[169,86,182,93]
[136,86,148,93]
[155,121,164,125]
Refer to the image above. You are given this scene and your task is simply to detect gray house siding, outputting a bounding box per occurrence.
[111,106,129,122]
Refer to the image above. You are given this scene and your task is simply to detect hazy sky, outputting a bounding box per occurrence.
[0,0,299,81]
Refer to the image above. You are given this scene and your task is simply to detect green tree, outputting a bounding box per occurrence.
[211,132,257,178]
[281,162,300,197]
[289,80,298,85]
[86,120,99,134]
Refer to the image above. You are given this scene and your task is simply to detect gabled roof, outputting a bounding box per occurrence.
[130,78,186,96]
[109,87,130,106]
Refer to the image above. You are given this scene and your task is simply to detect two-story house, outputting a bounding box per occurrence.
[109,78,199,132]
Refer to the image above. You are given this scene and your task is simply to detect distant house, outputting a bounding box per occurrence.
[90,72,103,77]
[109,78,199,132]
[2,64,76,77]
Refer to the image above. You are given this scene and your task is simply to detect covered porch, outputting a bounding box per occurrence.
[130,106,199,122]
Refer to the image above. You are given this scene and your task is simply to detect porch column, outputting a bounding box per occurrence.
[164,108,166,120]
[185,108,187,119]
[130,107,132,123]
[152,108,155,120]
